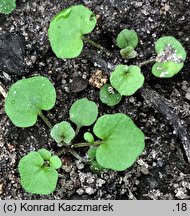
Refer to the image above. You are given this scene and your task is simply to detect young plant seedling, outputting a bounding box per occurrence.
[18,149,62,195]
[116,29,138,59]
[152,36,186,78]
[93,113,145,171]
[50,97,98,149]
[100,84,122,106]
[50,121,75,146]
[0,0,16,14]
[5,75,145,194]
[48,4,97,59]
[110,64,144,96]
[5,76,56,128]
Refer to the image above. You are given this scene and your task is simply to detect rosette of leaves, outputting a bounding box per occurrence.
[116,29,138,59]
[100,84,122,106]
[50,98,98,146]
[0,0,16,14]
[48,4,96,59]
[18,149,62,194]
[110,64,144,96]
[93,113,145,171]
[152,36,186,78]
[5,76,56,127]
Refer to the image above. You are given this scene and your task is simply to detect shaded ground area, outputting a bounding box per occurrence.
[1,0,190,199]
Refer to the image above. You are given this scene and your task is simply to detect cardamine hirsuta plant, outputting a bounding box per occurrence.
[1,4,187,195]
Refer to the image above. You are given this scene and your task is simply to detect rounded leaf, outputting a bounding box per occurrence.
[18,152,59,195]
[152,62,184,78]
[69,98,98,127]
[93,113,145,171]
[0,0,16,14]
[116,29,138,49]
[48,5,96,59]
[110,65,144,96]
[5,76,56,127]
[38,149,51,160]
[155,36,186,61]
[152,36,186,78]
[49,156,62,169]
[100,84,122,106]
[50,121,75,145]
[84,132,94,143]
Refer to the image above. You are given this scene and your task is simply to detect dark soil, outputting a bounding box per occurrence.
[1,0,190,200]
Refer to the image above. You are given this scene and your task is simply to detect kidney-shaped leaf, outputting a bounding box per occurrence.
[100,84,122,106]
[18,151,59,195]
[69,98,98,128]
[50,121,75,145]
[152,36,186,78]
[5,76,56,128]
[110,64,144,96]
[48,4,96,59]
[93,113,145,171]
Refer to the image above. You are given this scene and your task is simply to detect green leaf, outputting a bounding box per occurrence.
[100,84,122,106]
[18,151,59,195]
[0,0,16,14]
[90,160,105,172]
[38,149,51,160]
[152,36,186,78]
[84,132,94,144]
[110,65,144,96]
[48,4,96,59]
[50,121,75,145]
[5,76,56,128]
[93,113,145,171]
[116,29,138,49]
[120,46,137,59]
[87,147,97,160]
[155,36,186,61]
[49,156,62,169]
[152,62,184,78]
[69,98,98,128]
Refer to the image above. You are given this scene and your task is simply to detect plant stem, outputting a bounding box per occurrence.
[72,141,102,148]
[139,58,156,67]
[82,35,111,55]
[39,112,53,129]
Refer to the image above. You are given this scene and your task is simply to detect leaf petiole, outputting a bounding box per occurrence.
[39,111,53,129]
